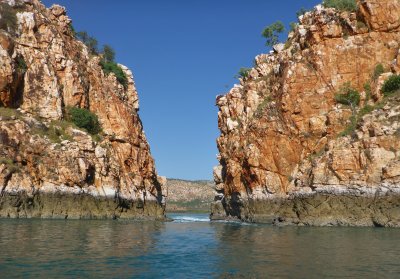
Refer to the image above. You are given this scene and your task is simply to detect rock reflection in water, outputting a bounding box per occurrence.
[0,219,165,278]
[1,217,400,278]
[213,224,400,278]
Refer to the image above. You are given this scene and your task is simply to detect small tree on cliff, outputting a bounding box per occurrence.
[235,67,251,79]
[76,31,98,54]
[99,44,128,88]
[102,44,115,63]
[262,21,285,47]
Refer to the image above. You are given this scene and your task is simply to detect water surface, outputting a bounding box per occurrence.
[0,213,399,278]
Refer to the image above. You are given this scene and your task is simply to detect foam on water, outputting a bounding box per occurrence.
[169,214,253,225]
[172,215,210,223]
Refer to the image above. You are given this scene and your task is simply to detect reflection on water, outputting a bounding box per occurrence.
[213,223,400,278]
[0,219,166,278]
[1,214,400,278]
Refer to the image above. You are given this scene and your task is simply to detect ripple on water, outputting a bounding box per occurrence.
[1,216,400,278]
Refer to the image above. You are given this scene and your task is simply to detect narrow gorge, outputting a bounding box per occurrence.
[211,0,400,227]
[0,0,166,219]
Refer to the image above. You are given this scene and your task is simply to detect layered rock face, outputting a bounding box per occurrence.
[212,0,400,226]
[0,0,166,219]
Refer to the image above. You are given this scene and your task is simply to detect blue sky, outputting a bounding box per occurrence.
[42,0,320,180]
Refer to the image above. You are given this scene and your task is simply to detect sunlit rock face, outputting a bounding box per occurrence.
[0,0,166,219]
[212,0,400,226]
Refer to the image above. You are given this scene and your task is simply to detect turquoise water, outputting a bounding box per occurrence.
[0,213,400,278]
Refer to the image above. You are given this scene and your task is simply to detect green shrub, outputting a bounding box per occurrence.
[235,67,251,79]
[66,107,101,135]
[99,44,128,88]
[262,21,285,47]
[381,75,400,96]
[0,3,17,34]
[364,82,371,102]
[16,56,27,73]
[99,60,128,88]
[373,64,385,81]
[335,83,360,107]
[338,98,388,138]
[323,0,357,12]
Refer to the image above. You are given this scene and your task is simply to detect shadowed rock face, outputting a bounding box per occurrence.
[212,0,400,226]
[0,0,166,219]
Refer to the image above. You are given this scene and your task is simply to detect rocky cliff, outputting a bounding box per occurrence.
[212,0,400,226]
[0,0,166,219]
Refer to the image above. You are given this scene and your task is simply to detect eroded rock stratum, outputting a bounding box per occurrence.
[0,0,166,219]
[212,0,400,226]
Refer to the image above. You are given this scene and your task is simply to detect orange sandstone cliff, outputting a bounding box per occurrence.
[0,0,166,219]
[211,0,400,226]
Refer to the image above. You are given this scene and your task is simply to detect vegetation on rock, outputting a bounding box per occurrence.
[15,56,27,73]
[99,60,128,88]
[373,64,385,81]
[262,21,285,47]
[235,67,251,79]
[102,44,115,63]
[382,75,400,96]
[254,96,272,118]
[33,120,74,143]
[0,107,21,120]
[0,0,163,220]
[75,31,128,88]
[65,107,101,135]
[335,82,360,108]
[76,31,98,54]
[99,45,128,88]
[338,74,400,138]
[323,0,357,12]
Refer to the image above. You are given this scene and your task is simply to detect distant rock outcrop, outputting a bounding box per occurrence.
[165,179,214,212]
[0,0,166,219]
[212,0,400,226]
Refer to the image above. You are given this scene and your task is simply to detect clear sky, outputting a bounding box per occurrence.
[42,0,320,180]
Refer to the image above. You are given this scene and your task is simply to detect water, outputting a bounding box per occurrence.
[0,213,399,278]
